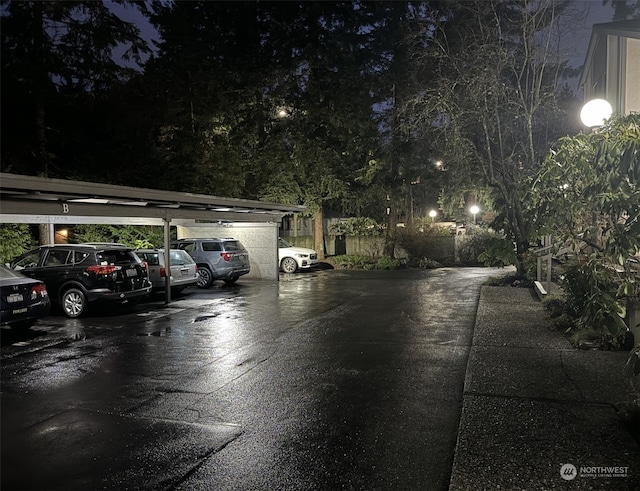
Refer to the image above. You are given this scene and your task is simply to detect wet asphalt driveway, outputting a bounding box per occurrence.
[1,267,500,490]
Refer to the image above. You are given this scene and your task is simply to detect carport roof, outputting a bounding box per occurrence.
[0,173,305,223]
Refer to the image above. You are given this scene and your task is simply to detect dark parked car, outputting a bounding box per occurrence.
[135,248,199,293]
[10,244,152,318]
[0,265,51,328]
[171,238,250,288]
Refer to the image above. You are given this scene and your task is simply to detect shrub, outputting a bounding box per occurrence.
[396,226,453,265]
[457,228,515,267]
[549,313,575,332]
[418,258,442,269]
[561,256,632,350]
[73,224,166,248]
[331,255,374,269]
[0,224,33,264]
[483,274,534,288]
[477,236,517,267]
[542,295,565,318]
[329,217,382,236]
[570,328,632,351]
[376,256,401,270]
[331,254,403,270]
[562,257,627,327]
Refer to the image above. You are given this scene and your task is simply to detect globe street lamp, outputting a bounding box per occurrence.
[429,209,437,222]
[580,99,612,128]
[470,205,480,224]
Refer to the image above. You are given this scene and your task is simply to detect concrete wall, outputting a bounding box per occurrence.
[176,222,279,280]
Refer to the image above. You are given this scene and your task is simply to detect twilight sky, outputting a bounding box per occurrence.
[108,0,618,94]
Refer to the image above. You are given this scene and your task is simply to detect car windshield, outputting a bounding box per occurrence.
[279,238,292,248]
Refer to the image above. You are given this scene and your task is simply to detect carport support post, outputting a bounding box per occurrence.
[163,215,171,304]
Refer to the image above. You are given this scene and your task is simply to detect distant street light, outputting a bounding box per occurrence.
[470,205,480,224]
[429,209,437,222]
[580,99,612,128]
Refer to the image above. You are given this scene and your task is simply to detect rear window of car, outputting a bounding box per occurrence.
[97,249,138,265]
[0,266,24,279]
[173,242,196,252]
[202,242,222,252]
[139,252,160,266]
[169,250,194,264]
[73,251,91,264]
[222,241,243,251]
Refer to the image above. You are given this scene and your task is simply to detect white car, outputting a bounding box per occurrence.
[278,238,318,273]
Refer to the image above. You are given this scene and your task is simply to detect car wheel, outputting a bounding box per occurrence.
[223,277,238,285]
[62,288,87,318]
[281,257,298,273]
[197,266,214,288]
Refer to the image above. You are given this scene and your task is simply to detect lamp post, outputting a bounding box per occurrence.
[580,99,612,128]
[429,209,437,223]
[470,205,480,224]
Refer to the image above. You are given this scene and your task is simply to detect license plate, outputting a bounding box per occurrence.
[12,308,28,314]
[126,269,138,278]
[180,269,189,276]
[7,293,23,303]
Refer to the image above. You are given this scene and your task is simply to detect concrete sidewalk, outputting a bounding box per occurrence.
[450,286,640,490]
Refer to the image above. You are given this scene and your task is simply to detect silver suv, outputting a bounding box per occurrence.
[135,248,199,294]
[170,238,250,288]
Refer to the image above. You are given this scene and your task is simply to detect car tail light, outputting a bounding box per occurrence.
[30,283,48,299]
[87,265,120,275]
[221,252,232,261]
[160,267,166,278]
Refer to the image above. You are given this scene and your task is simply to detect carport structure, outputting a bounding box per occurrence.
[0,172,304,302]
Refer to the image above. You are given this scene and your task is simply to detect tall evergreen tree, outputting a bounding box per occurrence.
[1,0,151,177]
[256,1,390,256]
[143,1,392,255]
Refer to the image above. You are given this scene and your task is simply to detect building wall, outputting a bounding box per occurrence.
[176,222,279,280]
[625,37,640,114]
[280,215,313,237]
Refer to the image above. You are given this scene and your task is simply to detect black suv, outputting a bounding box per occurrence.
[171,238,250,288]
[10,244,152,318]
